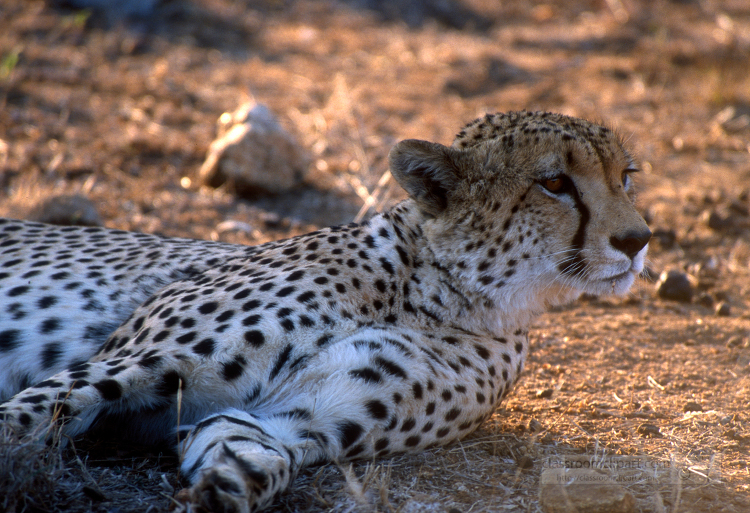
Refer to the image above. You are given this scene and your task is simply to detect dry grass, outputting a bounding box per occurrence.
[1,0,749,511]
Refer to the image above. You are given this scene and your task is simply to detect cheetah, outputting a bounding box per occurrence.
[0,111,651,512]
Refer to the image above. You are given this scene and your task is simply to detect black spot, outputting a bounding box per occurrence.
[37,296,58,309]
[337,421,363,449]
[412,382,423,399]
[106,365,126,376]
[296,291,316,303]
[349,367,382,384]
[233,289,252,300]
[38,342,62,370]
[242,314,261,326]
[279,318,295,332]
[156,370,184,396]
[442,336,459,345]
[33,379,63,389]
[441,389,452,401]
[286,270,305,281]
[193,338,216,356]
[444,407,461,421]
[40,318,61,334]
[374,357,407,379]
[400,418,416,432]
[436,427,450,438]
[7,286,30,297]
[515,341,524,354]
[244,330,265,347]
[374,438,389,452]
[94,379,123,400]
[474,344,490,360]
[396,245,410,266]
[176,332,197,344]
[198,302,219,315]
[19,393,47,404]
[380,258,394,275]
[315,334,334,347]
[216,310,235,323]
[153,330,171,343]
[222,357,246,381]
[269,344,293,380]
[476,392,486,403]
[404,435,421,447]
[139,353,162,369]
[276,286,296,297]
[243,300,262,311]
[365,399,388,420]
[425,402,436,415]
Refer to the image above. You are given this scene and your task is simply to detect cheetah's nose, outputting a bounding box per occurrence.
[609,228,652,259]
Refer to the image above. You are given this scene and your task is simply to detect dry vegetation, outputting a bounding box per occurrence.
[1,0,749,511]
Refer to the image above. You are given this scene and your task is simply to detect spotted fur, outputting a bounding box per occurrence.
[0,111,650,512]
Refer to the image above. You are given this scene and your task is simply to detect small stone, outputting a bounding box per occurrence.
[696,292,715,308]
[536,388,555,399]
[726,336,749,349]
[637,424,661,437]
[27,194,103,227]
[656,270,694,303]
[651,228,676,249]
[199,102,309,197]
[517,455,534,469]
[715,302,731,317]
[683,401,703,413]
[527,418,544,433]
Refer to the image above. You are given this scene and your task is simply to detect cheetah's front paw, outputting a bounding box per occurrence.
[179,465,258,513]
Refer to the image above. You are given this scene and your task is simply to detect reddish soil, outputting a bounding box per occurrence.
[1,1,748,511]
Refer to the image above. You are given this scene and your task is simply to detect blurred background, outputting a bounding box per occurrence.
[0,0,748,242]
[1,2,750,512]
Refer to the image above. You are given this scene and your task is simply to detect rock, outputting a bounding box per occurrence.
[656,270,694,303]
[651,227,676,249]
[27,194,103,227]
[517,455,534,470]
[527,418,544,433]
[199,102,308,197]
[696,292,715,308]
[726,335,749,349]
[715,301,731,317]
[637,424,661,437]
[540,471,636,513]
[536,388,555,399]
[703,206,749,233]
[683,401,703,413]
[211,220,258,241]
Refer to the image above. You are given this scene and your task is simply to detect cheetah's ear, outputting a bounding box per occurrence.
[389,139,461,217]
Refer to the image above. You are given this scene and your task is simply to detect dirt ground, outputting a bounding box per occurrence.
[1,0,749,512]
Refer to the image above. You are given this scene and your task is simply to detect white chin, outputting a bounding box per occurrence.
[585,271,637,297]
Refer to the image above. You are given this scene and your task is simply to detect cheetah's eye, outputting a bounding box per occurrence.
[540,175,573,195]
[621,168,637,189]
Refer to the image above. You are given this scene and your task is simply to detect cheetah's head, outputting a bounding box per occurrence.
[389,111,651,325]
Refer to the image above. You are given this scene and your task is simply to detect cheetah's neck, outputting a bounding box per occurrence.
[366,200,551,337]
